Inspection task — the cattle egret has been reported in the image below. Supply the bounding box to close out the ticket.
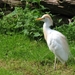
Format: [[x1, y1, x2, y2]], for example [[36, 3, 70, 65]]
[[36, 14, 71, 69]]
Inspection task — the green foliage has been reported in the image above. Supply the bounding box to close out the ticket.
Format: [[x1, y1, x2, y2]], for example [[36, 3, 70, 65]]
[[0, 8, 4, 17], [28, 0, 40, 3], [0, 1, 75, 41], [0, 7, 44, 39], [21, 0, 40, 3]]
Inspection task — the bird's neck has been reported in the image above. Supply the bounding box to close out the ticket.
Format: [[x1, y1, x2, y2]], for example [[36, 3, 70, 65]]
[[43, 22, 52, 30], [43, 22, 52, 40]]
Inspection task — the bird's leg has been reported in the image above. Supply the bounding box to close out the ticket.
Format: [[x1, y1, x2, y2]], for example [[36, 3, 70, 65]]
[[65, 62, 67, 66], [54, 56, 56, 70], [64, 62, 67, 68]]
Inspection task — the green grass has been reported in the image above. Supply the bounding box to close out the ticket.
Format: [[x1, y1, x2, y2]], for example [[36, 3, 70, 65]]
[[0, 68, 22, 75], [0, 34, 75, 75], [0, 34, 53, 60]]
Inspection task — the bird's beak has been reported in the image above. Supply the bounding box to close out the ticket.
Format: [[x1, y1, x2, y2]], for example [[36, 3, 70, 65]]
[[36, 18, 43, 21]]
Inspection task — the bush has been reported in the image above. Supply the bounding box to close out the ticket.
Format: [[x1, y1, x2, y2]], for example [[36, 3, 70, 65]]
[[0, 1, 75, 41], [0, 6, 44, 40]]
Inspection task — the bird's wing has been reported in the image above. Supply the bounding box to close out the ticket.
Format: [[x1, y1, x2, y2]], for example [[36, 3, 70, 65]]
[[47, 30, 70, 53], [47, 31, 71, 63], [56, 31, 71, 55]]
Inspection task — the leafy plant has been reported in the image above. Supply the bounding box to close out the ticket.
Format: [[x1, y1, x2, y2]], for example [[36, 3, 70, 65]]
[[21, 0, 40, 3], [0, 6, 44, 40], [0, 8, 4, 17], [0, 0, 75, 41]]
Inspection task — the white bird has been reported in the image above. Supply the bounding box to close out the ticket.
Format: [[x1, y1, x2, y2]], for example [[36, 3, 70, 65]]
[[36, 14, 71, 69]]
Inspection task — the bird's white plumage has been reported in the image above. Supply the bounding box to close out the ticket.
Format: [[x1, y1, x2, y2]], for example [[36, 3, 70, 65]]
[[36, 14, 71, 69], [46, 30, 70, 64]]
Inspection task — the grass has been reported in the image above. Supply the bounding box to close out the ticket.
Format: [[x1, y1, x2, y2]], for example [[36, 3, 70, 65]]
[[0, 34, 53, 60], [0, 33, 75, 75]]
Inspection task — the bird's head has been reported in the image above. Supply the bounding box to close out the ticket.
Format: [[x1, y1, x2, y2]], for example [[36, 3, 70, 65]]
[[36, 14, 53, 26]]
